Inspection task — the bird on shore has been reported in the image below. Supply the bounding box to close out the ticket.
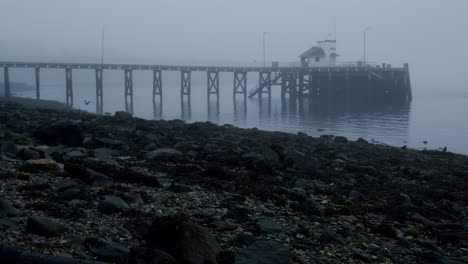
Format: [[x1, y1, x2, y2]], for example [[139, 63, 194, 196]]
[[401, 145, 407, 150], [423, 140, 428, 144], [84, 100, 91, 105], [442, 146, 447, 152]]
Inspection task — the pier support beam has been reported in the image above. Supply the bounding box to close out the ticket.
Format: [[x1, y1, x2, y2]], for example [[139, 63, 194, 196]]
[[298, 72, 312, 112], [95, 68, 103, 114], [258, 71, 271, 101], [207, 71, 219, 113], [3, 67, 10, 98], [124, 69, 133, 114], [233, 71, 247, 113], [181, 70, 191, 100], [153, 69, 162, 116], [65, 68, 73, 107], [35, 67, 40, 100], [404, 63, 413, 102]]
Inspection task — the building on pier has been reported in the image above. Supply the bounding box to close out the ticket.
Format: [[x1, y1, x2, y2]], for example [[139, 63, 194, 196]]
[[300, 40, 339, 67]]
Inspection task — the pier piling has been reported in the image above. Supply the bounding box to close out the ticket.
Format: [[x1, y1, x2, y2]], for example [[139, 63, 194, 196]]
[[35, 67, 40, 100], [65, 68, 73, 107], [124, 69, 133, 114], [95, 68, 103, 114]]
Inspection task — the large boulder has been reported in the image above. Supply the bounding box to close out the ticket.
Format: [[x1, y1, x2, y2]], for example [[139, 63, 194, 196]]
[[145, 214, 221, 264], [34, 120, 83, 147], [26, 215, 67, 237]]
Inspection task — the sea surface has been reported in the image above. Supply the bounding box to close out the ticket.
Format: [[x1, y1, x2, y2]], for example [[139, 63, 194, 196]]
[[6, 69, 468, 155]]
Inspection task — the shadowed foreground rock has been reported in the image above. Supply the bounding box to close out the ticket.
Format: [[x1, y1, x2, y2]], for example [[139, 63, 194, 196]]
[[145, 215, 221, 264]]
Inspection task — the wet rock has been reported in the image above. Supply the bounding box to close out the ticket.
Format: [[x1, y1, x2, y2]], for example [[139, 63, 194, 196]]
[[20, 158, 59, 172], [255, 218, 284, 234], [34, 120, 83, 146], [119, 192, 143, 206], [60, 187, 89, 201], [146, 214, 221, 264], [235, 240, 291, 264], [144, 148, 183, 161], [334, 136, 349, 144], [26, 215, 67, 237], [87, 169, 113, 187], [124, 166, 162, 187], [63, 149, 87, 161], [0, 198, 21, 217], [0, 141, 17, 158], [98, 195, 130, 213], [18, 148, 41, 160], [84, 236, 129, 259], [114, 111, 133, 121], [320, 228, 347, 245], [68, 199, 87, 208], [169, 183, 193, 193]]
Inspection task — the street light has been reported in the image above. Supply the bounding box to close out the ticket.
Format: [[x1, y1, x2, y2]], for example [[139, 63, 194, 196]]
[[101, 26, 105, 65], [363, 27, 371, 66], [262, 32, 266, 67]]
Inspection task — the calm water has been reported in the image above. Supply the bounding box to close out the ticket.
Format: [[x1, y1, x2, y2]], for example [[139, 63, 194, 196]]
[[7, 69, 468, 155]]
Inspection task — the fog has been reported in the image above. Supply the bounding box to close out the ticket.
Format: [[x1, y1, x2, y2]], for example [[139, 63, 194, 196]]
[[1, 0, 467, 92]]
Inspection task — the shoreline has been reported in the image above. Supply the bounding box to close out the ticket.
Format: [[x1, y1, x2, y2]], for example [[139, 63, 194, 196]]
[[0, 97, 466, 263]]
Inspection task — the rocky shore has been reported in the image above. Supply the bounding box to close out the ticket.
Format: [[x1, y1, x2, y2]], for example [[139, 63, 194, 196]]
[[0, 97, 466, 264]]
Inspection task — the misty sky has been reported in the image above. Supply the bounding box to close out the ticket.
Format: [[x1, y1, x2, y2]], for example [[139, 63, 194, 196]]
[[1, 0, 467, 90]]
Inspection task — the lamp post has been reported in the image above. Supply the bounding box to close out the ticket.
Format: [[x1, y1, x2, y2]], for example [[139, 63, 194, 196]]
[[262, 32, 267, 67], [101, 26, 105, 65], [363, 27, 371, 66]]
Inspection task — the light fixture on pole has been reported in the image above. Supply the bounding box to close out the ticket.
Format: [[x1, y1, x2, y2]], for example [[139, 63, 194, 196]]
[[262, 32, 268, 67], [101, 26, 105, 65], [363, 26, 371, 66]]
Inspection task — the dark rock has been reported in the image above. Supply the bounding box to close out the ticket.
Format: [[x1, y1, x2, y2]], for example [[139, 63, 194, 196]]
[[255, 218, 284, 234], [0, 141, 17, 158], [169, 183, 193, 193], [87, 169, 113, 187], [0, 198, 21, 217], [334, 136, 349, 144], [60, 187, 89, 201], [320, 228, 347, 245], [18, 148, 41, 160], [34, 120, 83, 147], [124, 166, 162, 187], [20, 159, 59, 172], [98, 195, 129, 213], [145, 214, 221, 264], [114, 111, 133, 121], [68, 199, 87, 208], [119, 192, 143, 206], [235, 240, 291, 264], [84, 236, 129, 259], [145, 148, 183, 161], [26, 215, 67, 237]]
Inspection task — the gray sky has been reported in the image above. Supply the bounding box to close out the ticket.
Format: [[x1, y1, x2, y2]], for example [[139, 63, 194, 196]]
[[1, 0, 467, 90]]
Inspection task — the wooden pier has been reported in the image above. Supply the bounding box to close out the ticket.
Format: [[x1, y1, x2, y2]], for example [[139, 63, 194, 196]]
[[0, 61, 412, 115]]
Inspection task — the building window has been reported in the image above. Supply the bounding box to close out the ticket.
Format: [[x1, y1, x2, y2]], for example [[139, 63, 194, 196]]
[[315, 57, 320, 62]]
